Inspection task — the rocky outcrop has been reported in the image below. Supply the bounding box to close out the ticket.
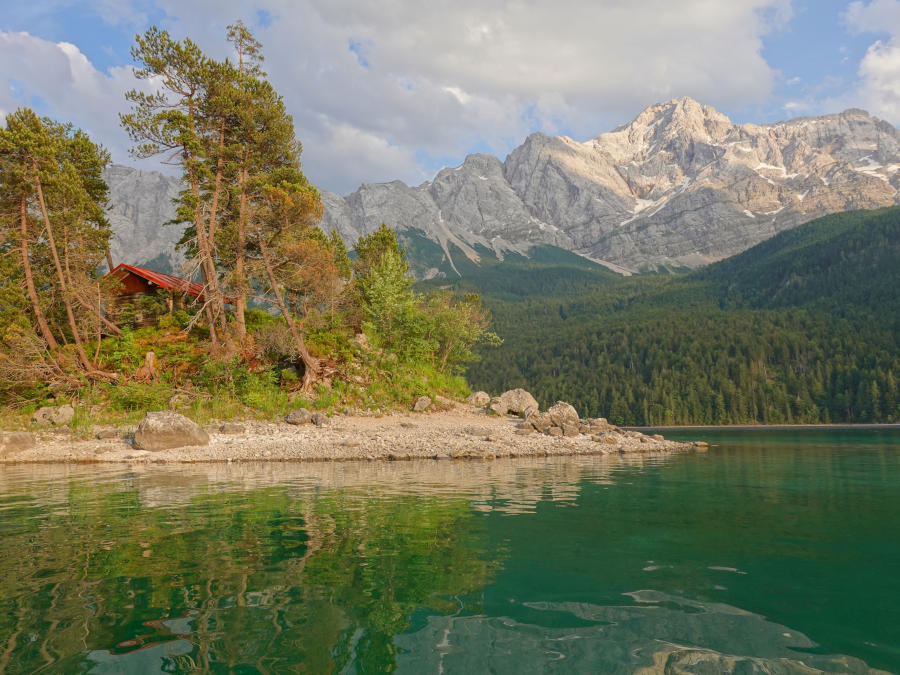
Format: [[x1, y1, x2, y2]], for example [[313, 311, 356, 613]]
[[319, 99, 900, 272], [133, 411, 210, 451], [103, 165, 184, 272]]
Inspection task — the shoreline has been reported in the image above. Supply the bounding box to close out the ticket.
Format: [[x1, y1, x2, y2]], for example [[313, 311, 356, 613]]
[[1, 405, 701, 464], [627, 423, 900, 431]]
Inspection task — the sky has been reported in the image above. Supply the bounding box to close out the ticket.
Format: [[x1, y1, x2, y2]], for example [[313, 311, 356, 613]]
[[2, 0, 900, 194]]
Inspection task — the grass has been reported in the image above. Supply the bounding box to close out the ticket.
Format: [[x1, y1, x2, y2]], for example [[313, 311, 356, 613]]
[[1, 320, 475, 433]]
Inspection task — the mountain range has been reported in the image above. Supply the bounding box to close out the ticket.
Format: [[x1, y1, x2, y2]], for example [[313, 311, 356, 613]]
[[103, 97, 900, 275]]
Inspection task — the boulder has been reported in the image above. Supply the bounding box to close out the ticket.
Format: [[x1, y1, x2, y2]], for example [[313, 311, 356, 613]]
[[545, 426, 563, 437], [413, 396, 432, 412], [465, 391, 491, 406], [0, 431, 35, 457], [434, 395, 454, 408], [95, 430, 120, 440], [219, 423, 246, 434], [133, 411, 209, 451], [514, 428, 534, 436], [311, 412, 329, 426], [561, 423, 581, 437], [499, 388, 539, 417], [32, 404, 75, 426], [526, 411, 553, 432], [487, 397, 508, 416], [548, 401, 579, 427], [285, 408, 312, 425]]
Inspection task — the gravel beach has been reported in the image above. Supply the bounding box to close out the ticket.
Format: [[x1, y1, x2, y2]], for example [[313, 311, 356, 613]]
[[0, 404, 703, 464]]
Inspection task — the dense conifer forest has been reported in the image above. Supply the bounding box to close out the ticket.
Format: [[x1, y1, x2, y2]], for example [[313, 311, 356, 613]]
[[449, 208, 900, 425]]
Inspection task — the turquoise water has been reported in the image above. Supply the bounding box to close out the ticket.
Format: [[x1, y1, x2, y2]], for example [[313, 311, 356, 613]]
[[0, 428, 898, 673]]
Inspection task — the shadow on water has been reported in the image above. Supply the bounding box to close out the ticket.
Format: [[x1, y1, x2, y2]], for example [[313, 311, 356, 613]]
[[0, 431, 898, 673]]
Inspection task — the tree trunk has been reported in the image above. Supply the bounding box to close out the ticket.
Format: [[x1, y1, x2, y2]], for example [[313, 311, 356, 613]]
[[31, 162, 94, 371], [188, 166, 221, 348], [105, 247, 114, 272], [62, 222, 121, 336], [202, 121, 234, 352], [258, 233, 319, 389], [234, 161, 249, 338], [18, 194, 59, 350]]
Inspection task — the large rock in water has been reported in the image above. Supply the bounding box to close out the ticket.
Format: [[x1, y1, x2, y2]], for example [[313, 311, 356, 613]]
[[133, 411, 209, 451], [499, 389, 539, 416], [0, 432, 35, 457], [548, 401, 579, 427]]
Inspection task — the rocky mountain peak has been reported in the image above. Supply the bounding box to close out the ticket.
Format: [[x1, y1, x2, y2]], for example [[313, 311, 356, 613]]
[[104, 99, 900, 277]]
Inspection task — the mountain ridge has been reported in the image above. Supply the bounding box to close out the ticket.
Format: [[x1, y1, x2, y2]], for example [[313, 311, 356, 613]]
[[103, 97, 900, 275]]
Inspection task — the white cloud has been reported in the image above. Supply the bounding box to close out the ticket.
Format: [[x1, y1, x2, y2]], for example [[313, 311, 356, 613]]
[[4, 0, 793, 193], [0, 30, 155, 168], [844, 0, 900, 123]]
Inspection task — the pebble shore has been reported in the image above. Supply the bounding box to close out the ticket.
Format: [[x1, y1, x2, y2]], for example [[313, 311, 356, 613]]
[[0, 404, 705, 464]]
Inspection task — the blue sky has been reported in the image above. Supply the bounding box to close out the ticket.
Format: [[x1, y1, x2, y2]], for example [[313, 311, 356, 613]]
[[3, 0, 900, 193]]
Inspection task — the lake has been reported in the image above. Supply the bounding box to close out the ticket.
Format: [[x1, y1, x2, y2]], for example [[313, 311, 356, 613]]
[[1, 428, 898, 673]]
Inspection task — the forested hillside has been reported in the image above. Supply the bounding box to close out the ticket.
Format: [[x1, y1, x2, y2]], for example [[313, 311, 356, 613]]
[[454, 208, 900, 425]]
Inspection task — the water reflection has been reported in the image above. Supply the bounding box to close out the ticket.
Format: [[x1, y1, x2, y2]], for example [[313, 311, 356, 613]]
[[0, 456, 666, 673], [0, 445, 896, 673]]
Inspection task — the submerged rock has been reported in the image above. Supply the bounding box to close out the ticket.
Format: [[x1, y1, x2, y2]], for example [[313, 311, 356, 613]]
[[133, 411, 209, 451]]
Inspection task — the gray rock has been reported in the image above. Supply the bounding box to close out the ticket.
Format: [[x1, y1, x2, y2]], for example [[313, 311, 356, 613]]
[[465, 391, 491, 406], [32, 404, 75, 426], [413, 396, 432, 412], [0, 431, 35, 457], [652, 434, 665, 441], [487, 397, 508, 416], [561, 423, 581, 437], [133, 411, 209, 451], [499, 388, 539, 416], [525, 411, 553, 432], [219, 423, 245, 434], [95, 430, 120, 440], [311, 412, 328, 426], [434, 395, 454, 407], [514, 428, 534, 436], [285, 408, 312, 425], [545, 427, 563, 437], [548, 401, 579, 427], [317, 99, 900, 276]]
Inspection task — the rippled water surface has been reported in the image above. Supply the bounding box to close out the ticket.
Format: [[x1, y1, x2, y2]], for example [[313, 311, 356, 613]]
[[1, 428, 898, 673]]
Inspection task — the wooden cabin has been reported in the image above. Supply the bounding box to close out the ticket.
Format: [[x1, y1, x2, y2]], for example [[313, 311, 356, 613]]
[[104, 263, 230, 326]]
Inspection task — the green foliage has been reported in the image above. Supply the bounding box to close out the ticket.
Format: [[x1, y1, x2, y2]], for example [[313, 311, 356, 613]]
[[467, 208, 900, 424]]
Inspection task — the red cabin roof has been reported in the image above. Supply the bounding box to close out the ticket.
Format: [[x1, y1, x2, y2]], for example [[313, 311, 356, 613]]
[[105, 263, 233, 304]]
